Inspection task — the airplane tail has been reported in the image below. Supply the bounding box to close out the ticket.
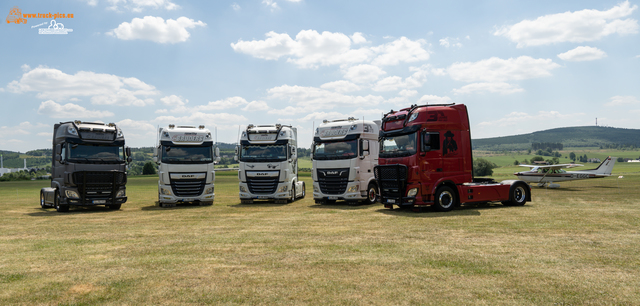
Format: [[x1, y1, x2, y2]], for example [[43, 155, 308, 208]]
[[593, 156, 616, 175]]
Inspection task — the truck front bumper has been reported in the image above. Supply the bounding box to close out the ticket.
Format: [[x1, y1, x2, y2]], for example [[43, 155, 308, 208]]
[[239, 181, 291, 200], [312, 181, 365, 201], [158, 184, 215, 204]]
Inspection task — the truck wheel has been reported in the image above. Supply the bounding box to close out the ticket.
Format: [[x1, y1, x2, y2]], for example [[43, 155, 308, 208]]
[[366, 183, 378, 204], [54, 191, 69, 212], [434, 186, 456, 212], [300, 182, 306, 199], [289, 183, 296, 203], [40, 191, 49, 209], [107, 204, 122, 210], [506, 183, 528, 206]]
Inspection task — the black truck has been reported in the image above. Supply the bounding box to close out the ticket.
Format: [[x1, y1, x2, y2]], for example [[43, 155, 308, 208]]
[[40, 121, 131, 212]]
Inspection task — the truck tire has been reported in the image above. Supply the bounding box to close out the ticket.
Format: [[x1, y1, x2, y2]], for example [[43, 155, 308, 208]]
[[54, 191, 69, 212], [366, 183, 378, 205], [433, 186, 456, 212], [40, 191, 49, 209], [300, 182, 306, 199], [289, 182, 296, 203], [107, 204, 122, 210], [505, 183, 528, 206]]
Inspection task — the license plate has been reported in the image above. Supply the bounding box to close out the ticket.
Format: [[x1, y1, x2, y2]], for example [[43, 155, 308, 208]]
[[328, 196, 338, 200], [258, 196, 269, 199], [93, 200, 106, 204], [387, 199, 396, 204]]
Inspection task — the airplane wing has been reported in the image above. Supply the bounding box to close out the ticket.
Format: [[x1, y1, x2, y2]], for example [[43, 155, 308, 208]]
[[518, 163, 584, 170]]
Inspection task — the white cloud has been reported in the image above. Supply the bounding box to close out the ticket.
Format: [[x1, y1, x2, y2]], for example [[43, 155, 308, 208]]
[[6, 66, 158, 106], [194, 96, 249, 111], [108, 16, 206, 44], [160, 95, 187, 106], [494, 1, 639, 47], [242, 100, 270, 112], [453, 82, 524, 95], [416, 95, 452, 104], [447, 56, 561, 83], [343, 64, 386, 84], [399, 89, 418, 97], [478, 110, 585, 127], [232, 3, 241, 11], [371, 37, 429, 66], [266, 85, 384, 113], [604, 95, 640, 106], [439, 37, 462, 48], [155, 112, 248, 127], [231, 31, 429, 69], [116, 118, 157, 144], [37, 100, 114, 118], [107, 0, 179, 12], [557, 46, 607, 61], [320, 80, 361, 93], [262, 0, 279, 11]]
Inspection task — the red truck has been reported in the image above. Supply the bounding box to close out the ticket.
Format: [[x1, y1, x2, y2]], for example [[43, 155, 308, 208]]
[[374, 103, 531, 211]]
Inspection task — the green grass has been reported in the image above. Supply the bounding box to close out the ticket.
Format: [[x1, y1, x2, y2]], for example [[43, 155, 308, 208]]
[[1, 170, 640, 304]]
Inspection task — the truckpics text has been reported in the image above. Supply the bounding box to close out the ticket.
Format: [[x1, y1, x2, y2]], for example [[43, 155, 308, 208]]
[[374, 104, 531, 211], [312, 118, 380, 205], [154, 125, 220, 207], [236, 124, 305, 204], [40, 121, 131, 212]]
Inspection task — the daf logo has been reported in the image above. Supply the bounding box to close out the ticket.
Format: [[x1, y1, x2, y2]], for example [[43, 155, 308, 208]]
[[182, 175, 195, 178], [256, 172, 270, 176], [327, 171, 339, 175]]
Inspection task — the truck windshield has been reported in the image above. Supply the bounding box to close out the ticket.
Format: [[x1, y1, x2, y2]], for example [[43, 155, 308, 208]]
[[67, 144, 124, 163], [380, 132, 417, 158], [161, 145, 213, 164], [240, 144, 287, 162], [313, 139, 357, 160]]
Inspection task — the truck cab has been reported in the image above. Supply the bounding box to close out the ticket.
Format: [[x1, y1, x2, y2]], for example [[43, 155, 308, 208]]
[[375, 104, 531, 211], [154, 125, 220, 207], [236, 124, 305, 204], [40, 121, 131, 212], [311, 118, 380, 204]]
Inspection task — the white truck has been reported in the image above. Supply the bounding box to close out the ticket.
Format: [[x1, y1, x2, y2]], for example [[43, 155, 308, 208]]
[[312, 118, 380, 205], [154, 125, 220, 207], [236, 124, 305, 204]]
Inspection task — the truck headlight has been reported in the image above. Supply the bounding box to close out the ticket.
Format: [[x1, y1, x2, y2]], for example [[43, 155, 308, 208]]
[[240, 186, 247, 193], [407, 188, 418, 197], [65, 190, 79, 199], [278, 185, 288, 193], [347, 185, 359, 193], [313, 185, 319, 192], [160, 188, 171, 195], [205, 187, 214, 194], [116, 190, 126, 198]]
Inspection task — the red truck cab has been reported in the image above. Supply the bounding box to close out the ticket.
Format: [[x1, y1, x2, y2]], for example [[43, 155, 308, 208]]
[[374, 103, 531, 211]]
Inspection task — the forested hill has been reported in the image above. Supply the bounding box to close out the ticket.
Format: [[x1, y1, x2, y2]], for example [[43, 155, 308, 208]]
[[472, 126, 640, 151]]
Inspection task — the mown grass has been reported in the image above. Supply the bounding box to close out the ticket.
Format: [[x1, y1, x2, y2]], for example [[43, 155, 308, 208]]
[[1, 169, 639, 305]]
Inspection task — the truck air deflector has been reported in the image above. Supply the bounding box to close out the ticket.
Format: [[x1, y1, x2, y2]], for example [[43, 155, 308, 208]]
[[379, 125, 421, 138]]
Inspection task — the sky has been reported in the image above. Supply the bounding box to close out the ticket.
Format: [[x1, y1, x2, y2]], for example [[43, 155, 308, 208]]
[[1, 0, 639, 152]]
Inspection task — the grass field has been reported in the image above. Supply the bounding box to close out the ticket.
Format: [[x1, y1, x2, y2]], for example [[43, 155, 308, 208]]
[[1, 167, 640, 305]]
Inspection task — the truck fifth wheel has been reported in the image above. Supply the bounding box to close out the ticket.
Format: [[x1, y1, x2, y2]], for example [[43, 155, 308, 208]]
[[374, 104, 531, 211], [236, 124, 305, 204], [312, 117, 380, 205], [40, 121, 131, 212]]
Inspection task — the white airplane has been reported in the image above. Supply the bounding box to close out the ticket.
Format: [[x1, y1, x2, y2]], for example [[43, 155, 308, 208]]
[[514, 156, 616, 188]]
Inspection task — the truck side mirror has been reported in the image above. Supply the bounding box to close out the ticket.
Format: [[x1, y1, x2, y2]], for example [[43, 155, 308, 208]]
[[55, 144, 62, 155], [153, 156, 158, 163], [125, 146, 131, 157], [55, 144, 62, 163], [55, 154, 62, 162], [215, 147, 220, 157], [234, 145, 239, 161]]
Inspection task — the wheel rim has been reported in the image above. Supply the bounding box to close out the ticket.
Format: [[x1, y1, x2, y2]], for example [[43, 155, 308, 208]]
[[368, 187, 376, 202], [439, 190, 453, 208], [40, 194, 45, 207], [514, 186, 526, 203]]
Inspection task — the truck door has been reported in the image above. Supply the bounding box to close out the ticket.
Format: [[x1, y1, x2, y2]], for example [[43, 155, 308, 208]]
[[420, 131, 442, 199]]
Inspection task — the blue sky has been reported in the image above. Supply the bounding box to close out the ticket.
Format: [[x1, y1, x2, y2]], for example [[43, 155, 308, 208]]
[[1, 0, 639, 152]]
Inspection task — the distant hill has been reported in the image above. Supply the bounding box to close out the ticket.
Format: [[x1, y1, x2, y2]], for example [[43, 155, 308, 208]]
[[473, 126, 640, 151]]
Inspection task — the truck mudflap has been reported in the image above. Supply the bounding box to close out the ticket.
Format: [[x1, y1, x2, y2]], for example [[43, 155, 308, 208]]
[[374, 164, 409, 207]]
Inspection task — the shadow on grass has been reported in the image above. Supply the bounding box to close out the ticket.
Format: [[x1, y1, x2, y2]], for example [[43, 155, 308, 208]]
[[309, 202, 374, 210], [140, 201, 213, 210], [375, 202, 533, 218], [26, 206, 119, 216], [229, 201, 290, 208]]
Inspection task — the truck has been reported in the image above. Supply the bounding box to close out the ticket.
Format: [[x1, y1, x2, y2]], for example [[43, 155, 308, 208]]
[[374, 104, 531, 211], [154, 125, 220, 207], [40, 121, 131, 212], [236, 124, 305, 204], [311, 117, 380, 205]]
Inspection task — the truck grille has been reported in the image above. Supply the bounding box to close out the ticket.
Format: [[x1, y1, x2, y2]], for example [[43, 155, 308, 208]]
[[247, 177, 279, 194], [374, 165, 408, 199], [170, 179, 206, 197], [73, 171, 126, 200], [317, 168, 350, 195]]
